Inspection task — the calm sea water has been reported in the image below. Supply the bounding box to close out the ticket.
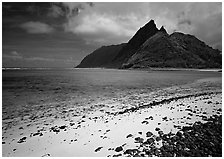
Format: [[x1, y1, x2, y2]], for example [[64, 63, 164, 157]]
[[2, 68, 221, 119]]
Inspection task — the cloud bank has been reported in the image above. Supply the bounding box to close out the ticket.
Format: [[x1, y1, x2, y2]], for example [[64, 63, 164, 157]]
[[20, 21, 54, 34]]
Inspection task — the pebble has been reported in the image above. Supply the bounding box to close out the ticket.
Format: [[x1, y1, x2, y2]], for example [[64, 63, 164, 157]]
[[142, 121, 149, 124], [146, 131, 153, 137], [17, 137, 27, 143], [95, 147, 103, 152], [59, 125, 67, 129], [126, 134, 133, 138], [115, 146, 123, 152], [134, 137, 144, 143]]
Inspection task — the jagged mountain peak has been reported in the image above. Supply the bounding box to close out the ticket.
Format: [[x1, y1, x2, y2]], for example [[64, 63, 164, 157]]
[[127, 19, 159, 49], [159, 26, 167, 34], [111, 19, 160, 63], [141, 19, 156, 29]]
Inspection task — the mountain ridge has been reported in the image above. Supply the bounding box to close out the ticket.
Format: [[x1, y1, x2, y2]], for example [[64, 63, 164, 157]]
[[76, 20, 221, 69]]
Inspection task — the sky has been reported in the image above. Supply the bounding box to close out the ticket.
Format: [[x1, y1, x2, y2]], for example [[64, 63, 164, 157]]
[[2, 2, 222, 68]]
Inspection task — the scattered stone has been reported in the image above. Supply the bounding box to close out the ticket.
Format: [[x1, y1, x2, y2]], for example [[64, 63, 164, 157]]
[[155, 127, 160, 131], [207, 101, 212, 104], [146, 131, 153, 137], [182, 126, 193, 131], [70, 123, 75, 126], [17, 137, 27, 143], [155, 136, 161, 141], [50, 126, 60, 133], [95, 146, 103, 152], [42, 153, 50, 157], [185, 109, 192, 112], [123, 115, 222, 157], [121, 143, 127, 147], [32, 132, 43, 137], [217, 108, 222, 112], [126, 134, 133, 138], [124, 149, 140, 155], [113, 154, 122, 157], [174, 125, 181, 129], [142, 120, 149, 124], [144, 138, 155, 145], [59, 125, 67, 129], [115, 146, 123, 152], [145, 116, 153, 120], [134, 137, 144, 143], [158, 130, 164, 136]]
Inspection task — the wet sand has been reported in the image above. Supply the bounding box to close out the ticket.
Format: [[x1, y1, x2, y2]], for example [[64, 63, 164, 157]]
[[2, 74, 222, 157]]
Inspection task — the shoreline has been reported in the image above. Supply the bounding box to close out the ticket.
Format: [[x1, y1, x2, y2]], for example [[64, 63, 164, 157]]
[[2, 67, 222, 72], [127, 67, 222, 72], [2, 76, 222, 157]]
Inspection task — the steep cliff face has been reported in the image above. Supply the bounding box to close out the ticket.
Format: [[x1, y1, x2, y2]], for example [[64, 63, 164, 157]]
[[112, 20, 159, 64], [76, 20, 221, 69], [76, 43, 126, 68]]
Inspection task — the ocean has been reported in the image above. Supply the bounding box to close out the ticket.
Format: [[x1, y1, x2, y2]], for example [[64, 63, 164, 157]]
[[2, 68, 221, 120]]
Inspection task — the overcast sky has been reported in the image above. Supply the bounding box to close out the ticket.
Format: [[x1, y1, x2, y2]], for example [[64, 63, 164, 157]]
[[2, 2, 222, 68]]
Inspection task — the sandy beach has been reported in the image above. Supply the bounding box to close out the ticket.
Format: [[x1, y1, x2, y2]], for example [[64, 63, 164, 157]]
[[2, 70, 222, 157]]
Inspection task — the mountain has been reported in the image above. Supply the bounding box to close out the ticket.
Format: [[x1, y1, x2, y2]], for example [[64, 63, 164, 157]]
[[77, 43, 126, 68], [76, 20, 221, 69], [123, 31, 221, 69]]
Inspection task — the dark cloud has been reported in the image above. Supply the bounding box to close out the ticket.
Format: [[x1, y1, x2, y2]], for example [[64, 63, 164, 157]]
[[2, 2, 97, 68], [3, 2, 51, 17], [47, 4, 65, 18]]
